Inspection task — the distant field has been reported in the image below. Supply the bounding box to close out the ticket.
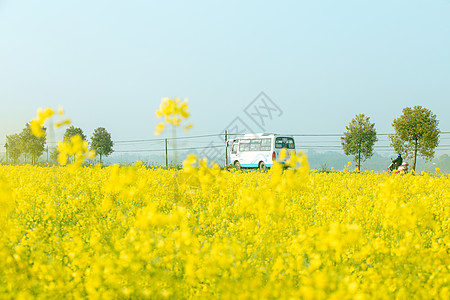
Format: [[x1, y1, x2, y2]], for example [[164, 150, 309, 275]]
[[0, 162, 448, 299]]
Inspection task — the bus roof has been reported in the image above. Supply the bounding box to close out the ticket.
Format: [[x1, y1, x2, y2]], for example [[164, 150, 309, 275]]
[[234, 133, 292, 139]]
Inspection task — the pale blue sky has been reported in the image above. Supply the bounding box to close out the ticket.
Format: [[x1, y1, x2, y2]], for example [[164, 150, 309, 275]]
[[1, 0, 449, 156]]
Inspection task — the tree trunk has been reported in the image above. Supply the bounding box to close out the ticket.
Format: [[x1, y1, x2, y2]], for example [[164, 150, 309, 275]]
[[413, 138, 418, 171], [357, 151, 361, 171]]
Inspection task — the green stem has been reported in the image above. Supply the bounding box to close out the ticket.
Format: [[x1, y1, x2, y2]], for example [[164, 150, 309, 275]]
[[172, 124, 178, 203], [172, 124, 177, 166]]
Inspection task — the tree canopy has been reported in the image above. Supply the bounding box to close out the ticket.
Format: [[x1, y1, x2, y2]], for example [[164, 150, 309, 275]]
[[390, 106, 439, 171], [20, 124, 47, 164], [90, 127, 113, 163], [6, 134, 22, 164], [5, 124, 46, 165], [63, 126, 87, 164], [341, 114, 378, 171], [64, 125, 87, 142]]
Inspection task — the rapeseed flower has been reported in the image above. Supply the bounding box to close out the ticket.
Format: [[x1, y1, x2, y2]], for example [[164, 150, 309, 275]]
[[57, 135, 95, 167], [155, 97, 192, 135], [30, 107, 54, 137]]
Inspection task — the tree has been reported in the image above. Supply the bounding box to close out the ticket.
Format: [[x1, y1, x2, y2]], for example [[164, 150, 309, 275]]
[[64, 125, 87, 141], [91, 127, 113, 163], [341, 114, 378, 171], [64, 126, 87, 163], [390, 106, 439, 171], [6, 134, 22, 164], [49, 148, 59, 166], [19, 124, 46, 165]]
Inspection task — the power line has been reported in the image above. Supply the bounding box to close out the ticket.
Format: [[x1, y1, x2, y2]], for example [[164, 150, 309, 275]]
[[114, 133, 220, 144], [114, 144, 223, 153], [112, 143, 450, 153], [2, 131, 450, 146], [3, 132, 450, 155]]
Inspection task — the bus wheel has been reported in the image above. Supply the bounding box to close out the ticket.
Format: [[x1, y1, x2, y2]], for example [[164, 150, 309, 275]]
[[234, 161, 241, 170], [259, 161, 267, 171]]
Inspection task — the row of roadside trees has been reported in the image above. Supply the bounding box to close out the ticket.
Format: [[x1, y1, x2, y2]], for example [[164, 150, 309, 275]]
[[3, 105, 441, 170], [4, 125, 114, 165], [341, 105, 440, 172]]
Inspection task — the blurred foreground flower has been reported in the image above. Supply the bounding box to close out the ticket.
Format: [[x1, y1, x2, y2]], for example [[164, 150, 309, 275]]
[[155, 123, 165, 136], [30, 107, 93, 168], [30, 107, 71, 137], [30, 108, 55, 137], [155, 98, 192, 135], [57, 135, 95, 167]]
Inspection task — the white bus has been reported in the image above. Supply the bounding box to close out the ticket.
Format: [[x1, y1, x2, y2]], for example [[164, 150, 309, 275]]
[[229, 133, 295, 170]]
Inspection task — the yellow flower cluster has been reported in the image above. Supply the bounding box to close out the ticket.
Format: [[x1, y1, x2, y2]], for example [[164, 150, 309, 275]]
[[28, 107, 94, 167], [0, 159, 448, 299], [30, 108, 54, 137], [57, 135, 96, 167], [30, 107, 70, 137], [155, 98, 192, 135]]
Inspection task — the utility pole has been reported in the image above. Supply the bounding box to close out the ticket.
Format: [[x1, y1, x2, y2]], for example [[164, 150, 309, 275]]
[[165, 138, 168, 168], [4, 141, 8, 164], [225, 130, 228, 169]]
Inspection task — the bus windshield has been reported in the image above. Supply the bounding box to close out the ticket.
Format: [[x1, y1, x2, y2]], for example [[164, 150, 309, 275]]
[[275, 137, 295, 149]]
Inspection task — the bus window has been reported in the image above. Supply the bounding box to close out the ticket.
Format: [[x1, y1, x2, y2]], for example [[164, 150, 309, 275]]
[[250, 139, 261, 151], [275, 137, 295, 149], [239, 139, 250, 152], [261, 138, 271, 151], [231, 143, 238, 154]]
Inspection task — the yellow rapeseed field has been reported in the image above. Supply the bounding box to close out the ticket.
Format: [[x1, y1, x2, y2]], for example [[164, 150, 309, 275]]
[[1, 105, 449, 299], [0, 156, 449, 299]]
